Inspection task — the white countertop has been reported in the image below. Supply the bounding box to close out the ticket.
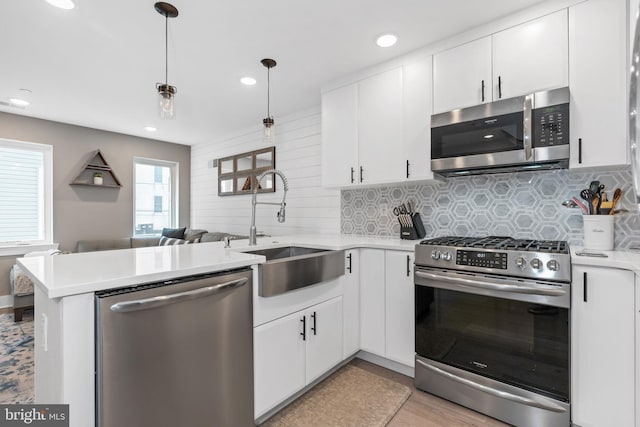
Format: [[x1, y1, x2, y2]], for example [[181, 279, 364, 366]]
[[17, 242, 265, 298], [17, 234, 419, 299], [571, 246, 640, 274]]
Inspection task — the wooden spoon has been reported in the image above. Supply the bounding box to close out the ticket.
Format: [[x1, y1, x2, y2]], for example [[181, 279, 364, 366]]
[[609, 188, 623, 215]]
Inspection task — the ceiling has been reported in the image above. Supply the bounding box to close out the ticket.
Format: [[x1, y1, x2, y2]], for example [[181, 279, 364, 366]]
[[2, 0, 550, 146]]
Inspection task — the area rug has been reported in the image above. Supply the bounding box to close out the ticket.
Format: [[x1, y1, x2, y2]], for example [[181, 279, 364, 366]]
[[262, 364, 411, 427], [0, 312, 34, 403]]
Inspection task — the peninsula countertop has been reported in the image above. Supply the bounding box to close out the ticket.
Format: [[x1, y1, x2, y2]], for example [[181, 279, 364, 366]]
[[16, 234, 420, 299]]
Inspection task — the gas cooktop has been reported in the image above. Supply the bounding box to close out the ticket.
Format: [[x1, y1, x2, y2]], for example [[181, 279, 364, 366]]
[[415, 236, 571, 282], [420, 236, 569, 254]]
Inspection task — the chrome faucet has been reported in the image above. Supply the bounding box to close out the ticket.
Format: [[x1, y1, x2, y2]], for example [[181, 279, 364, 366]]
[[249, 169, 289, 246]]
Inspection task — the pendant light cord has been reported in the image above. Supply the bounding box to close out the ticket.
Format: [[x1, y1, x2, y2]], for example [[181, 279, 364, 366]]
[[267, 66, 271, 118], [165, 14, 169, 85]]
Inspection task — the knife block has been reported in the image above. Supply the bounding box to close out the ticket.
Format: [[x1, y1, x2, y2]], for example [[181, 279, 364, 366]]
[[400, 213, 426, 240]]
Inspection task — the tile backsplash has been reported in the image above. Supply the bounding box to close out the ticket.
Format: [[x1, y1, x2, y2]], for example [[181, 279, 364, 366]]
[[341, 168, 640, 249]]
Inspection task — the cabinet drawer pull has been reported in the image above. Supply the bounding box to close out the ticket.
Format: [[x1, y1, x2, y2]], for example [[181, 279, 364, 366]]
[[583, 272, 587, 302], [350, 167, 355, 184], [360, 166, 364, 183], [406, 160, 410, 179], [498, 76, 502, 99], [347, 253, 353, 273], [481, 79, 485, 102], [578, 138, 583, 164], [311, 311, 317, 335], [406, 255, 411, 277], [300, 316, 306, 341]]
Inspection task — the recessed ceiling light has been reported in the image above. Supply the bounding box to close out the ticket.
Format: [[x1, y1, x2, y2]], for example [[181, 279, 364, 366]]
[[9, 89, 32, 108], [240, 77, 257, 86], [44, 0, 75, 9], [376, 34, 397, 48], [144, 126, 157, 132]]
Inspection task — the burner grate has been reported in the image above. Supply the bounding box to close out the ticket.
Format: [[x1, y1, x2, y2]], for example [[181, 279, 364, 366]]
[[420, 236, 569, 254]]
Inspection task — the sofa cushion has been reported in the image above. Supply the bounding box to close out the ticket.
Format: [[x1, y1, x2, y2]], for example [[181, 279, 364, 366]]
[[184, 228, 208, 241], [130, 236, 161, 248], [159, 236, 201, 246], [76, 238, 132, 253], [200, 232, 247, 242], [161, 227, 186, 239]]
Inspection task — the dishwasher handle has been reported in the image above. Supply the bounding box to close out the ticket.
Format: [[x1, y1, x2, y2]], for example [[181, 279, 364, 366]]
[[110, 277, 249, 313]]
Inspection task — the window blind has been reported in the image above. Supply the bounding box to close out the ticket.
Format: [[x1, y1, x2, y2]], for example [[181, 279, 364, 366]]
[[0, 146, 45, 242]]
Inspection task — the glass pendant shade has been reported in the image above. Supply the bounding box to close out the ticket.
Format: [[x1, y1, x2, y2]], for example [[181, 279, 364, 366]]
[[157, 84, 176, 119], [263, 117, 275, 143]]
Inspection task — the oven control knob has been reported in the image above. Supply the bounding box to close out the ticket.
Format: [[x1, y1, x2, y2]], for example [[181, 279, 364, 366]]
[[547, 260, 559, 271], [515, 257, 527, 269], [530, 258, 542, 270], [442, 251, 452, 261], [431, 250, 441, 260]]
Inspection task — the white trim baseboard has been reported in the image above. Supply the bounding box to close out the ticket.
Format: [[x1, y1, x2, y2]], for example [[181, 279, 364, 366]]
[[0, 294, 14, 309]]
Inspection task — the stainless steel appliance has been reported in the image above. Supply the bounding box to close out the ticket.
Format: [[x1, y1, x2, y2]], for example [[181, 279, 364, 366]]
[[414, 236, 571, 427], [95, 268, 254, 427], [630, 3, 640, 207], [431, 87, 570, 177]]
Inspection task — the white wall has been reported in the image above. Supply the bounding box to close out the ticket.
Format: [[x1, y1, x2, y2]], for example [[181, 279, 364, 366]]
[[190, 107, 340, 236]]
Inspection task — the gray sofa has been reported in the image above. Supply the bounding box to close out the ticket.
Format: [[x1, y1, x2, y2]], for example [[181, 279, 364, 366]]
[[9, 229, 244, 322], [75, 229, 245, 252]]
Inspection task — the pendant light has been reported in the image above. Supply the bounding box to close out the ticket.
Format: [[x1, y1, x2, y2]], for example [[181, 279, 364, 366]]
[[154, 2, 179, 119], [261, 58, 277, 143]]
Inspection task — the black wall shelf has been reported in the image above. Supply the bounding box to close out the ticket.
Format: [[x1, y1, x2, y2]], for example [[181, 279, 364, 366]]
[[71, 150, 122, 188]]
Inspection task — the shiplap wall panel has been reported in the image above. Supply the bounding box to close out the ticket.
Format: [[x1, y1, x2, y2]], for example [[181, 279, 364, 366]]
[[190, 108, 340, 236]]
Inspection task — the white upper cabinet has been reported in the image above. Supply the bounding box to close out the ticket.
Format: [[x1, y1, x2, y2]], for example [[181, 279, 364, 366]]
[[492, 10, 569, 100], [321, 84, 359, 187], [568, 0, 628, 169], [322, 58, 434, 188], [433, 10, 568, 114], [403, 56, 434, 181], [358, 67, 405, 185], [433, 37, 492, 113]]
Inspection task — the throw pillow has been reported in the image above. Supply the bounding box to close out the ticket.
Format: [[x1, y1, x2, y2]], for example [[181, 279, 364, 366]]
[[161, 227, 186, 239], [158, 236, 201, 246]]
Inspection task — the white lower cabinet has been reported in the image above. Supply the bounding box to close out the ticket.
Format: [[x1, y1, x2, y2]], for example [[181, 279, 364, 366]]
[[360, 249, 415, 367], [571, 266, 634, 427], [385, 251, 415, 367], [342, 250, 360, 358], [359, 249, 386, 356], [254, 296, 343, 418]]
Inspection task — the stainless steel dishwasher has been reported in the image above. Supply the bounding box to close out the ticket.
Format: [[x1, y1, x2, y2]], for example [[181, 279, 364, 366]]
[[95, 268, 254, 427]]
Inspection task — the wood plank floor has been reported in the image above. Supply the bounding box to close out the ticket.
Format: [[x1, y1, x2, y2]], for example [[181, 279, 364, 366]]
[[350, 359, 510, 427]]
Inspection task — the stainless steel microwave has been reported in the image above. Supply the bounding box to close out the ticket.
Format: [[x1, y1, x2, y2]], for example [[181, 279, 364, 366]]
[[430, 87, 570, 177]]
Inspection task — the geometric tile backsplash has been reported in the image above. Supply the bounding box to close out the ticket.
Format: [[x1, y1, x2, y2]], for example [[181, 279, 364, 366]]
[[341, 167, 640, 249]]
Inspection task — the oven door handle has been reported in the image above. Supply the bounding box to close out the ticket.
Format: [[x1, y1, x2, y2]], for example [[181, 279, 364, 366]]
[[416, 359, 567, 413], [414, 270, 566, 296]]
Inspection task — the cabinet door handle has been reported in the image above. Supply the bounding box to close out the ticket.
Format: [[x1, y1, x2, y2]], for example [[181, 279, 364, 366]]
[[300, 316, 306, 341], [481, 79, 485, 102], [346, 253, 352, 273], [498, 76, 502, 99], [360, 166, 364, 183], [406, 160, 410, 179], [350, 167, 355, 184], [583, 272, 587, 302], [406, 255, 411, 277], [578, 138, 583, 164], [311, 311, 317, 335]]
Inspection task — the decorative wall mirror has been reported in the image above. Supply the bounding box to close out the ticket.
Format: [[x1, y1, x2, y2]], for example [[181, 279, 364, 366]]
[[217, 146, 275, 196]]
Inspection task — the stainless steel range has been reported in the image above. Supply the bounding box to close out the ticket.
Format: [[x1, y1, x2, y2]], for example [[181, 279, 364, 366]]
[[414, 236, 570, 427]]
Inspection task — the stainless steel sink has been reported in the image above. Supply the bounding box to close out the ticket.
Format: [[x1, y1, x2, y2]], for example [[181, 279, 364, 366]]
[[244, 246, 345, 297]]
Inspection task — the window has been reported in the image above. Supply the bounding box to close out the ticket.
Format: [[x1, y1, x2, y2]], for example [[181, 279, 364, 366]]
[[0, 138, 53, 245], [153, 196, 163, 213], [134, 158, 178, 235]]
